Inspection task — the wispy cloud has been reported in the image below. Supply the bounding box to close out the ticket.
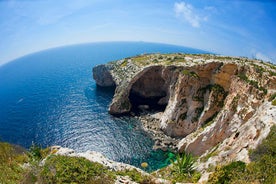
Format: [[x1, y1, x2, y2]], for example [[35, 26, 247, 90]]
[[7, 0, 94, 26], [254, 52, 272, 62], [174, 2, 202, 28]]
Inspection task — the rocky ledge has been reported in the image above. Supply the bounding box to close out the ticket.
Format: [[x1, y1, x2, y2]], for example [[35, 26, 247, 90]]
[[93, 53, 276, 172], [48, 146, 170, 184]]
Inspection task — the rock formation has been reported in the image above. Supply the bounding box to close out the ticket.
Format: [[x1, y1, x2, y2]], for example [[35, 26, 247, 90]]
[[93, 53, 276, 171]]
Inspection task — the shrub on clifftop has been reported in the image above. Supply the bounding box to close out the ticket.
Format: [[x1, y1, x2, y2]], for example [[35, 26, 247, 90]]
[[39, 155, 115, 184], [0, 142, 28, 183]]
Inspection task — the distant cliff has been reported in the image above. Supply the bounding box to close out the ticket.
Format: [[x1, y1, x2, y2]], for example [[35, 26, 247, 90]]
[[93, 53, 276, 173]]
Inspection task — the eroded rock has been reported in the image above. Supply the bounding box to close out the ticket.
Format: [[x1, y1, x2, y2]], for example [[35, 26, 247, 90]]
[[93, 65, 115, 87], [93, 53, 276, 169]]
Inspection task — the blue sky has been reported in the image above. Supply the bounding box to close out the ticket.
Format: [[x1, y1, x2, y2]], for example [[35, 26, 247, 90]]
[[0, 0, 276, 65]]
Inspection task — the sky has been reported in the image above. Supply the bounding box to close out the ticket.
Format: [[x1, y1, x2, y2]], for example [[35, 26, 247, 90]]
[[0, 0, 276, 65]]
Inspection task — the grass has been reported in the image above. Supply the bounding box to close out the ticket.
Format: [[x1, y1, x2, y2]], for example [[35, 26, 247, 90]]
[[40, 155, 115, 184], [0, 142, 156, 184], [120, 59, 128, 67], [0, 142, 28, 183]]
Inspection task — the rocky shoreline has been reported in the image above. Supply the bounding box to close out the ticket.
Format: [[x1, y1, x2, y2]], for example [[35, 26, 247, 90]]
[[136, 112, 180, 152], [93, 53, 276, 169]]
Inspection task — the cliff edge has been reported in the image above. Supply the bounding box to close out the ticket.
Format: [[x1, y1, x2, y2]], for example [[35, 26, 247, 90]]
[[93, 53, 276, 171]]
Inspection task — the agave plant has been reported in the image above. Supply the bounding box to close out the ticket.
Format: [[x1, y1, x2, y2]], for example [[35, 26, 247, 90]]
[[171, 153, 195, 175]]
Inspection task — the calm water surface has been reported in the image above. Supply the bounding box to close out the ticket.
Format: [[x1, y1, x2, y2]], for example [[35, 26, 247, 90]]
[[0, 42, 207, 170]]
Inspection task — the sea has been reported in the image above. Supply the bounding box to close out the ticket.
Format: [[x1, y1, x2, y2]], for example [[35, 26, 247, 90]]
[[0, 42, 208, 170]]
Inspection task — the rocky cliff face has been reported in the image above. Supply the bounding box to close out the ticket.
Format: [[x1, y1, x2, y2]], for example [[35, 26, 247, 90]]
[[93, 53, 276, 169]]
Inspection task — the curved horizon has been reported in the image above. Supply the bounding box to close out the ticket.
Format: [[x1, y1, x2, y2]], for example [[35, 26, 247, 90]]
[[1, 1, 275, 66], [0, 41, 213, 67]]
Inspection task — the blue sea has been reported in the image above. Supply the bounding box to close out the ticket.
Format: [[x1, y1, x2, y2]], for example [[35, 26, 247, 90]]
[[0, 42, 207, 170]]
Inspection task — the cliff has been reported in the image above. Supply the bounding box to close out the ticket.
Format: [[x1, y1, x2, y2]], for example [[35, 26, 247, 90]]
[[93, 53, 276, 171]]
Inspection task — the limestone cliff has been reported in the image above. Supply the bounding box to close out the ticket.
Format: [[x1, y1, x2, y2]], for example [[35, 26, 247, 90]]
[[93, 53, 276, 170]]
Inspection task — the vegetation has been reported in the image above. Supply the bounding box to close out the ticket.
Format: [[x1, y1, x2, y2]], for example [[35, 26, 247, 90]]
[[269, 92, 276, 106], [268, 92, 276, 101], [230, 95, 240, 112], [272, 99, 276, 106], [237, 73, 268, 95], [0, 142, 160, 184], [208, 161, 246, 184], [153, 152, 201, 183], [251, 62, 276, 76], [211, 84, 228, 107], [0, 142, 28, 183], [116, 169, 153, 184], [195, 84, 227, 107], [120, 59, 128, 67], [208, 125, 276, 184], [40, 155, 115, 184], [249, 125, 276, 161], [182, 69, 199, 79], [171, 153, 195, 175]]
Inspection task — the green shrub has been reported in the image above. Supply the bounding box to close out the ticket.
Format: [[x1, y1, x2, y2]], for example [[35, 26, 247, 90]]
[[272, 99, 276, 106], [208, 161, 246, 184], [27, 143, 51, 162], [171, 153, 195, 175], [0, 142, 28, 183], [247, 154, 276, 184], [182, 70, 199, 79], [39, 155, 115, 184], [269, 93, 276, 101], [28, 143, 43, 161]]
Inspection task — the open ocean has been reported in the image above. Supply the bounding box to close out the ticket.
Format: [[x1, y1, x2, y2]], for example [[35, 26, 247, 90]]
[[0, 42, 207, 170]]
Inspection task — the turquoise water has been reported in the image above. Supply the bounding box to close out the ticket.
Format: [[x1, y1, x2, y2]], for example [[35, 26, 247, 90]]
[[0, 42, 207, 170]]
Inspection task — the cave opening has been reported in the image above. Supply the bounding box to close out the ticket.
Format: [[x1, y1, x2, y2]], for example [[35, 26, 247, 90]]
[[129, 90, 167, 113], [128, 67, 169, 113]]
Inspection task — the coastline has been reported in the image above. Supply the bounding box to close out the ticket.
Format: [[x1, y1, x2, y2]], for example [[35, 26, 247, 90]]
[[136, 112, 180, 152]]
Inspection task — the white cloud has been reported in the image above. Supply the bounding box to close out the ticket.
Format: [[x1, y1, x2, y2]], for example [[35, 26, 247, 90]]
[[250, 49, 272, 62], [204, 6, 216, 12], [254, 52, 271, 62], [174, 2, 201, 28]]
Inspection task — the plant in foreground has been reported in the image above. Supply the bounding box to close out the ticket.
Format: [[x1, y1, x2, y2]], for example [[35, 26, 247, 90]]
[[171, 153, 195, 175]]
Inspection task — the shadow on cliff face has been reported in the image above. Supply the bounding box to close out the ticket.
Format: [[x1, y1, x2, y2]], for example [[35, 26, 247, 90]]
[[85, 85, 116, 105], [129, 91, 167, 113], [128, 66, 169, 113]]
